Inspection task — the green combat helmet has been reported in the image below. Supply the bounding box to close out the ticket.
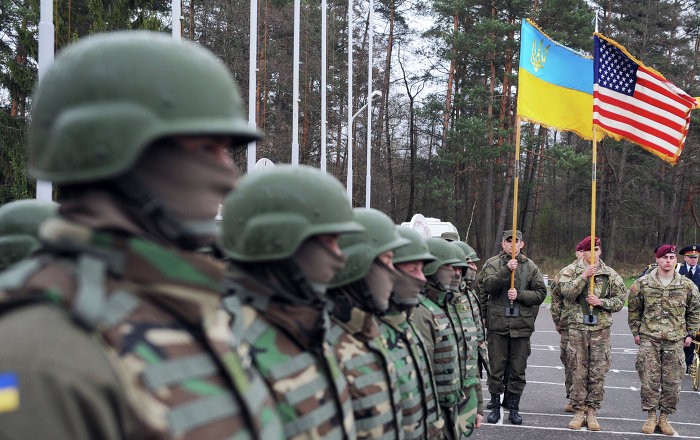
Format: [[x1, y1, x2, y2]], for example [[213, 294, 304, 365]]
[[454, 241, 480, 263], [393, 227, 435, 265], [0, 199, 58, 270], [450, 243, 469, 269], [423, 238, 462, 276], [329, 208, 410, 288], [28, 31, 260, 184], [220, 165, 363, 262]]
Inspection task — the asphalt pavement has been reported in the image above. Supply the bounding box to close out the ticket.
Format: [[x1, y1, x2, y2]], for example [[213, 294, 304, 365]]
[[468, 306, 700, 439]]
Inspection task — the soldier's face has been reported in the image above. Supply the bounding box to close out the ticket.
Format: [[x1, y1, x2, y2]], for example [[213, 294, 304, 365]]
[[395, 261, 426, 283], [582, 246, 601, 265], [317, 234, 342, 257], [501, 238, 524, 256], [377, 250, 395, 270], [684, 255, 698, 266], [173, 135, 235, 167], [656, 253, 677, 272]]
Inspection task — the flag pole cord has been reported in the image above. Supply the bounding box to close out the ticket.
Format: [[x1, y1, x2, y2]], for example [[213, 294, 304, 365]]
[[511, 117, 522, 295]]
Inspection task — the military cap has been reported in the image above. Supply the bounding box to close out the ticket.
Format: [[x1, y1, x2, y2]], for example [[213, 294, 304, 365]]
[[441, 231, 460, 242], [655, 244, 676, 258], [502, 229, 523, 241], [679, 244, 700, 256], [576, 236, 601, 252]]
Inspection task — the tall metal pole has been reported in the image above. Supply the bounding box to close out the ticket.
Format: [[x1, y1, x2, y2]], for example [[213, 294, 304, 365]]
[[346, 0, 353, 202], [171, 0, 181, 39], [320, 0, 327, 172], [292, 0, 300, 165], [247, 0, 258, 172], [365, 0, 373, 208], [36, 0, 54, 201]]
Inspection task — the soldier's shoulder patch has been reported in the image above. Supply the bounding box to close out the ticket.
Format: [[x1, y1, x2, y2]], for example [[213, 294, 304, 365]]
[[0, 371, 20, 413]]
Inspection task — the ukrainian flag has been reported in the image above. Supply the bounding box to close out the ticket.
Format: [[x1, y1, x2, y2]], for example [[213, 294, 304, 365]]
[[0, 372, 19, 413], [517, 19, 598, 140]]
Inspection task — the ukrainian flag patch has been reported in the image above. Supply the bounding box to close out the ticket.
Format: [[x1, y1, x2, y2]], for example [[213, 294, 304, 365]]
[[0, 372, 20, 413]]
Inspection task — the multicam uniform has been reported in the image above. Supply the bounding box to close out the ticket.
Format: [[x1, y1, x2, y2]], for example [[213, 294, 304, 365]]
[[328, 296, 403, 440], [0, 220, 283, 440], [223, 265, 356, 440], [462, 285, 489, 380], [558, 259, 627, 411], [380, 310, 444, 439], [628, 269, 700, 414], [550, 266, 577, 401]]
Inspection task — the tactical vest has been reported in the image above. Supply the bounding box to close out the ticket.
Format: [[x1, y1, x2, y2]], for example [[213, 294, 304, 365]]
[[414, 295, 461, 408], [0, 236, 282, 440], [328, 316, 403, 440], [221, 295, 356, 440], [379, 313, 429, 439]]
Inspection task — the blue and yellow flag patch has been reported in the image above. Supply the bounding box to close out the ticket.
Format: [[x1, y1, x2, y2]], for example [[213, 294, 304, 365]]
[[0, 372, 20, 413]]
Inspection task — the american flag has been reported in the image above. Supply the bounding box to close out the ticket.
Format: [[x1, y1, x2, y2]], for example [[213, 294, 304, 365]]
[[593, 34, 698, 164]]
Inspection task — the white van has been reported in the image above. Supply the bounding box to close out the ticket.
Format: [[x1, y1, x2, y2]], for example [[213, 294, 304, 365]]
[[400, 214, 459, 239]]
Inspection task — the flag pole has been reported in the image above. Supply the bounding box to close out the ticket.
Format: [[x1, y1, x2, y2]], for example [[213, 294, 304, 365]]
[[587, 128, 597, 322], [507, 116, 522, 317]]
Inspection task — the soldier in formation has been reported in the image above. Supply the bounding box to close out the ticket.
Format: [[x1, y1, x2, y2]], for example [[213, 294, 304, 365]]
[[629, 244, 700, 436], [478, 229, 547, 425], [556, 236, 627, 431]]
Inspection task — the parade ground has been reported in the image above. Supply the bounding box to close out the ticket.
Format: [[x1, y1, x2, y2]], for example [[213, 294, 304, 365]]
[[473, 306, 700, 439]]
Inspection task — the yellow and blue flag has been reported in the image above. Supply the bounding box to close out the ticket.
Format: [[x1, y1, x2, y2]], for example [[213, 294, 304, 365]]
[[517, 19, 598, 140], [0, 372, 19, 413]]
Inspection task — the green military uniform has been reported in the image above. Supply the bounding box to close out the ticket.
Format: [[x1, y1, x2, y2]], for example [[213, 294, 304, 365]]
[[629, 269, 700, 415], [0, 199, 57, 270], [558, 259, 627, 412], [478, 246, 547, 423]]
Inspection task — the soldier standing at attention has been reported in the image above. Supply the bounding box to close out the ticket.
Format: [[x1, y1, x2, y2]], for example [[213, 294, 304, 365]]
[[219, 165, 361, 439], [382, 227, 445, 438], [414, 238, 477, 439], [557, 236, 627, 431], [0, 32, 283, 439], [629, 244, 700, 436], [327, 208, 409, 440], [550, 248, 583, 413], [478, 230, 547, 425], [677, 244, 700, 373]]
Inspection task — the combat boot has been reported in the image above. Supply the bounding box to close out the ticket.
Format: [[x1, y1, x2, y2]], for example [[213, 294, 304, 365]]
[[568, 410, 586, 430], [564, 401, 574, 413], [486, 393, 500, 410], [508, 393, 523, 425], [641, 410, 657, 434], [658, 412, 675, 436], [486, 393, 501, 423], [501, 391, 511, 409], [586, 407, 601, 431]]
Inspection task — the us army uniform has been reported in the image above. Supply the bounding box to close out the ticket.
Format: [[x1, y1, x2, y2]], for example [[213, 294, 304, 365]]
[[558, 259, 627, 413], [0, 32, 283, 440], [629, 269, 700, 415], [550, 263, 578, 408]]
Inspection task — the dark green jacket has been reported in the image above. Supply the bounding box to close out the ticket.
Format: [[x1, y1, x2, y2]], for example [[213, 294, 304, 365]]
[[477, 251, 547, 337]]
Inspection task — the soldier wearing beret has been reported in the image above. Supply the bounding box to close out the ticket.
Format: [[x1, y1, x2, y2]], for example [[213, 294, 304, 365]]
[[629, 245, 700, 435], [556, 236, 627, 431], [678, 244, 700, 373]]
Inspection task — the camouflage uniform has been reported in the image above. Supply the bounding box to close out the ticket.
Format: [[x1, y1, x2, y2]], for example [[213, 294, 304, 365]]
[[223, 265, 356, 439], [558, 259, 627, 411], [462, 286, 489, 380], [0, 220, 283, 439], [411, 294, 462, 435], [549, 270, 574, 400], [328, 300, 403, 439], [628, 269, 700, 414], [380, 311, 444, 439]]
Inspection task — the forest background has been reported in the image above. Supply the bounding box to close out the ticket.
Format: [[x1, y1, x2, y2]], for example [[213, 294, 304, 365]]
[[2, 0, 700, 276]]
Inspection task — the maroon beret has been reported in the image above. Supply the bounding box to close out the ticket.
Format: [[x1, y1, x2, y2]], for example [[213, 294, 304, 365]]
[[655, 244, 677, 258], [576, 236, 601, 252]]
